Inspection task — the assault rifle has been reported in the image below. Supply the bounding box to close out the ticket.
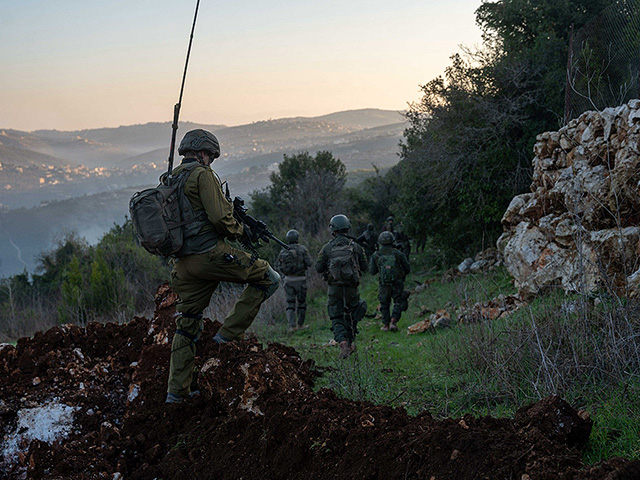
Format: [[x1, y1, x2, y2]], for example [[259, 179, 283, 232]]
[[224, 184, 290, 254]]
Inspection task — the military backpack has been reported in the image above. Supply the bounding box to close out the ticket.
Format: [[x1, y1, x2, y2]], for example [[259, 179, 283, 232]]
[[378, 253, 398, 285], [328, 240, 359, 285], [129, 163, 208, 257], [278, 246, 301, 276]]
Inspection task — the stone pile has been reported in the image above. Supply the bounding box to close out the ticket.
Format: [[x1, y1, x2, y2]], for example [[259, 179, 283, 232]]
[[457, 247, 502, 275], [499, 100, 640, 299]]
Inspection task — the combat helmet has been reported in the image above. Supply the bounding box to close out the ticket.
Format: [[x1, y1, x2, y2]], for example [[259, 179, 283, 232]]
[[178, 129, 221, 158], [285, 229, 300, 244], [378, 231, 395, 246], [329, 214, 351, 233]]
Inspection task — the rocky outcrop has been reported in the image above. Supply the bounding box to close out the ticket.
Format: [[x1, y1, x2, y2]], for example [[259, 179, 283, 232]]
[[499, 100, 640, 299]]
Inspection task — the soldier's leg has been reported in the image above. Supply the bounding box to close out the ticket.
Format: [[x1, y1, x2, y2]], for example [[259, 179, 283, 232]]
[[378, 285, 392, 327], [167, 313, 203, 396], [169, 259, 220, 397], [182, 242, 280, 341], [284, 282, 297, 328], [343, 286, 361, 343], [327, 286, 348, 343], [296, 283, 308, 326], [391, 282, 406, 322]]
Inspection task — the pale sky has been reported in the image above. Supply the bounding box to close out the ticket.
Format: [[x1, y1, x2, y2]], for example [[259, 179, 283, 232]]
[[1, 0, 484, 131]]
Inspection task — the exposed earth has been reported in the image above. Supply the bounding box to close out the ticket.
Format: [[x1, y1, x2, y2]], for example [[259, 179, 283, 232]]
[[1, 285, 639, 479]]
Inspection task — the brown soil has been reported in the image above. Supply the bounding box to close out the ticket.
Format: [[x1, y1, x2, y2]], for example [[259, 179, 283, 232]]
[[1, 284, 639, 480]]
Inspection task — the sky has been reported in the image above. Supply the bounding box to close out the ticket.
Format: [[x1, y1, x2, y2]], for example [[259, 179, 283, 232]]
[[0, 0, 484, 131]]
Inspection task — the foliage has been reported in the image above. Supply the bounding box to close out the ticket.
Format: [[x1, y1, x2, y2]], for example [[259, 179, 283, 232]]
[[357, 0, 619, 263], [0, 220, 170, 339], [251, 151, 347, 236], [344, 165, 401, 233]]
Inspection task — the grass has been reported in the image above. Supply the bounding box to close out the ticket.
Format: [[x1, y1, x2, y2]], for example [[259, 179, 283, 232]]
[[251, 248, 640, 464]]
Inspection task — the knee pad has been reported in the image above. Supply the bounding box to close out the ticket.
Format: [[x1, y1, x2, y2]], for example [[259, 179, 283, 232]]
[[264, 266, 281, 299]]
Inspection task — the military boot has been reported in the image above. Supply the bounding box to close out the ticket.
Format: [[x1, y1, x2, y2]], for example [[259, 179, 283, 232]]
[[339, 340, 351, 359], [297, 308, 306, 328], [389, 317, 399, 332]]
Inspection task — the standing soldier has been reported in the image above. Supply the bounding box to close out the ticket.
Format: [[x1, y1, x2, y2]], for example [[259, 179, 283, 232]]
[[382, 216, 395, 233], [166, 129, 281, 404], [395, 222, 411, 259], [355, 223, 377, 260], [316, 214, 368, 358], [276, 229, 313, 331], [370, 231, 411, 332]]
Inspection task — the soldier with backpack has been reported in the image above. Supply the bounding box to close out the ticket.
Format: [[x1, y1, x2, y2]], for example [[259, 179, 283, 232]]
[[315, 214, 368, 359], [276, 229, 313, 331], [369, 231, 411, 332], [158, 129, 280, 403]]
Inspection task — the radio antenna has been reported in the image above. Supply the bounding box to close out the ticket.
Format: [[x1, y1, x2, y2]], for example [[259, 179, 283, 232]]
[[167, 0, 201, 178]]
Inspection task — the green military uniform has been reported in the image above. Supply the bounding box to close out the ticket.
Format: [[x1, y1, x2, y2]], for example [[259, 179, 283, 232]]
[[315, 235, 368, 345], [168, 157, 278, 397], [355, 224, 377, 259], [276, 243, 313, 329], [395, 224, 411, 259], [370, 244, 411, 328]]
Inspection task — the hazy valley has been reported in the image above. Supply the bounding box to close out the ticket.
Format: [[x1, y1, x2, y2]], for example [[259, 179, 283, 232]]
[[0, 109, 406, 276]]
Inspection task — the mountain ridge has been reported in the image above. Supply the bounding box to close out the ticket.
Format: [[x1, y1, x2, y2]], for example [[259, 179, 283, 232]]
[[0, 108, 406, 277]]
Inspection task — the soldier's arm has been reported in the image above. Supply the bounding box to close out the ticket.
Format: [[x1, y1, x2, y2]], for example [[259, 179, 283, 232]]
[[303, 246, 313, 269], [315, 245, 329, 274], [275, 249, 284, 271], [398, 251, 411, 275], [356, 244, 368, 272], [369, 253, 378, 275], [197, 169, 243, 239]]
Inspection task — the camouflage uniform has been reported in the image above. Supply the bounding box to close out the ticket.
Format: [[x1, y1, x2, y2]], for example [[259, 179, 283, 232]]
[[370, 245, 411, 329], [355, 224, 377, 259], [315, 235, 368, 345], [395, 224, 411, 259], [168, 157, 279, 397], [276, 243, 313, 329]]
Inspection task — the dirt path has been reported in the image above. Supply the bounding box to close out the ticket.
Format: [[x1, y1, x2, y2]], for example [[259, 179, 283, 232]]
[[1, 285, 638, 479]]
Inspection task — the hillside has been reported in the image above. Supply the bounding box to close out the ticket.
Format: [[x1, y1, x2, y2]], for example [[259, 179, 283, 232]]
[[1, 109, 405, 209], [0, 166, 379, 277], [1, 282, 639, 479], [0, 109, 406, 277]]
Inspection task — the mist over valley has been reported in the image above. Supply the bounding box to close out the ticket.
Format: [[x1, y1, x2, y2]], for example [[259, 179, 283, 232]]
[[0, 109, 406, 276]]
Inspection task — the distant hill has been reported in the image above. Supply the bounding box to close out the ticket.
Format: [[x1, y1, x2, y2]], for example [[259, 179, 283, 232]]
[[0, 143, 72, 169], [314, 109, 404, 129], [0, 108, 407, 276]]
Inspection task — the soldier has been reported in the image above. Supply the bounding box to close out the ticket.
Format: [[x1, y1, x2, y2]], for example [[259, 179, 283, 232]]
[[382, 216, 395, 233], [276, 229, 313, 331], [395, 222, 411, 259], [166, 129, 281, 404], [355, 223, 377, 260], [315, 214, 368, 358], [370, 231, 411, 332]]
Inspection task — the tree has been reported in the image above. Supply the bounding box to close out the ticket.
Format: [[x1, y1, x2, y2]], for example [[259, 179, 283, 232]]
[[345, 165, 401, 232], [395, 0, 618, 260], [251, 151, 347, 235]]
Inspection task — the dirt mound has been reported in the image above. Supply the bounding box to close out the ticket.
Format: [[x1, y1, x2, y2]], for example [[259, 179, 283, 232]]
[[1, 285, 638, 479]]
